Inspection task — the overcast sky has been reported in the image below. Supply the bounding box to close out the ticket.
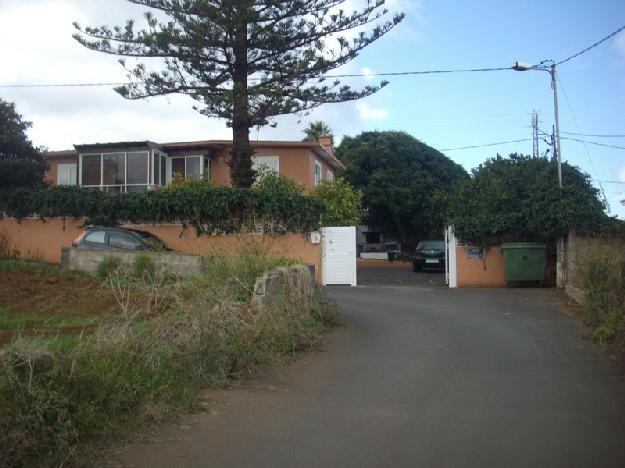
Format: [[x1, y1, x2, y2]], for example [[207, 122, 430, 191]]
[[1, 0, 625, 217]]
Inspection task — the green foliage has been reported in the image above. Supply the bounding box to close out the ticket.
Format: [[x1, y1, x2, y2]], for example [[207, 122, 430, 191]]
[[313, 177, 362, 226], [579, 253, 625, 355], [449, 154, 607, 246], [73, 1, 403, 187], [0, 258, 335, 466], [338, 131, 468, 249], [0, 183, 326, 233], [0, 98, 47, 188], [132, 254, 156, 281], [96, 256, 123, 281], [302, 121, 333, 142]]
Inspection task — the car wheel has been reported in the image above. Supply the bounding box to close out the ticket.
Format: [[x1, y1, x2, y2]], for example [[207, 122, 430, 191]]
[[412, 262, 422, 272]]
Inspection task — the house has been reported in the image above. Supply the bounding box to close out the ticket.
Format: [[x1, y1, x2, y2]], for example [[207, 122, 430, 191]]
[[43, 135, 342, 191]]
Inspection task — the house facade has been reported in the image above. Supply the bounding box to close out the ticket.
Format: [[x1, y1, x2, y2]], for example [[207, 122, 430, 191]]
[[44, 135, 341, 191]]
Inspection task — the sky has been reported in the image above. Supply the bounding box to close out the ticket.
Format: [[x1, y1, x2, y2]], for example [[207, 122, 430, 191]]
[[1, 0, 624, 217]]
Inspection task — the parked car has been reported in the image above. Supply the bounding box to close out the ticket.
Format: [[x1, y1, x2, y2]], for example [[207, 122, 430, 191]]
[[413, 239, 445, 272], [73, 227, 171, 252]]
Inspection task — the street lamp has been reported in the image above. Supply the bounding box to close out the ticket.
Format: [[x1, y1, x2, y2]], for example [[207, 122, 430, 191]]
[[511, 60, 563, 189], [511, 60, 566, 287]]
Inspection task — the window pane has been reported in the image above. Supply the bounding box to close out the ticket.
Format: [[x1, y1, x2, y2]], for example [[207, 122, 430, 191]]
[[103, 153, 125, 185], [84, 230, 106, 244], [127, 152, 148, 185], [171, 158, 185, 179], [153, 153, 160, 186], [186, 157, 201, 180], [109, 232, 140, 250], [160, 156, 166, 185], [81, 155, 101, 186]]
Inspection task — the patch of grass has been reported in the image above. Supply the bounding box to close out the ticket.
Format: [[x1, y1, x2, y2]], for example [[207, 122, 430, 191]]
[[0, 254, 336, 467], [0, 258, 86, 278], [0, 308, 100, 330]]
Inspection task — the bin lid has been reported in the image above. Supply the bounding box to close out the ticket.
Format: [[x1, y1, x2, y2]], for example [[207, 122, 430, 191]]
[[501, 242, 546, 249]]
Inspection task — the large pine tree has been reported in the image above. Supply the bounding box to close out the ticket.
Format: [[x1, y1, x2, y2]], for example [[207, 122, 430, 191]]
[[73, 0, 404, 187]]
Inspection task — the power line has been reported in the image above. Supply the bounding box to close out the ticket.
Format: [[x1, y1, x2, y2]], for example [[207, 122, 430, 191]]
[[0, 82, 126, 88], [561, 131, 625, 138], [0, 66, 513, 89], [441, 138, 531, 151], [561, 136, 625, 150], [556, 23, 625, 65], [555, 71, 607, 202]]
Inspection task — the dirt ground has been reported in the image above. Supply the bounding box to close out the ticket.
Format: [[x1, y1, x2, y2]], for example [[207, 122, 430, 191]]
[[0, 270, 120, 345]]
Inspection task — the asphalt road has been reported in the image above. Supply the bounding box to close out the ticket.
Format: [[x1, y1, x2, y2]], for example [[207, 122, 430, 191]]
[[116, 267, 625, 467]]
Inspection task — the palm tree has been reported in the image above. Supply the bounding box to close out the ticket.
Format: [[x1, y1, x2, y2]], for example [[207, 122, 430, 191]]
[[302, 121, 333, 142]]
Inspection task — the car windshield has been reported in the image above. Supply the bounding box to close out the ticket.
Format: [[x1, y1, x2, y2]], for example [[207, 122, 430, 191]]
[[417, 240, 444, 250], [134, 231, 169, 251]]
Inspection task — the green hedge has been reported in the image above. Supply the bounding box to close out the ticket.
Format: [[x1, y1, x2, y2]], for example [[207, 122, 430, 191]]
[[0, 185, 325, 234]]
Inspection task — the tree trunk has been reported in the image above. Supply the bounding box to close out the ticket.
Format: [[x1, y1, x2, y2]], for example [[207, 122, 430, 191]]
[[229, 4, 254, 188]]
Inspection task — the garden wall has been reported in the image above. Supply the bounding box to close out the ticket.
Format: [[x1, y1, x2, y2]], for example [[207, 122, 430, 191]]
[[0, 218, 322, 282], [565, 230, 625, 303], [455, 244, 506, 287]]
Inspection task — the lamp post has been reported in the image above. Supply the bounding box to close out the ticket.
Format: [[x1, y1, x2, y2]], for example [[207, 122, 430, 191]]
[[511, 60, 562, 188], [511, 60, 566, 287]]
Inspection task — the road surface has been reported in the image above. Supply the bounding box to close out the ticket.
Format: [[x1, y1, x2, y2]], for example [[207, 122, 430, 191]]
[[115, 267, 625, 467]]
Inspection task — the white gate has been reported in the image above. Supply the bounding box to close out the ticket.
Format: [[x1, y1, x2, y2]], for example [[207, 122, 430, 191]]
[[445, 226, 457, 288], [322, 227, 357, 286]]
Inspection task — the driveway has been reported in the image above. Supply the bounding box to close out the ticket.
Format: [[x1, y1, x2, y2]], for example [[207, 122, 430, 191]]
[[115, 269, 625, 467]]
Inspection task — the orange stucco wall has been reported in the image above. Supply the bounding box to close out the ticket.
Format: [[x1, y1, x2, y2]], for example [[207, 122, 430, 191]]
[[456, 245, 506, 287], [44, 156, 78, 186], [208, 148, 333, 189], [0, 218, 322, 282]]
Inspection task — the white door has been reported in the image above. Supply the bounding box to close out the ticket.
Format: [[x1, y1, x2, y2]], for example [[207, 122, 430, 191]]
[[322, 226, 357, 286], [446, 226, 458, 288]]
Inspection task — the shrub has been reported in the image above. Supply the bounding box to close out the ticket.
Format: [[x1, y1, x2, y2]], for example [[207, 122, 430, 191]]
[[312, 176, 362, 226], [95, 256, 123, 281], [133, 254, 156, 281], [0, 254, 337, 466], [0, 183, 326, 233]]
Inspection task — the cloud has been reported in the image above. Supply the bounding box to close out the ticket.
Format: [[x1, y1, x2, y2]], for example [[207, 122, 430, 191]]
[[618, 166, 625, 183], [356, 101, 389, 120], [0, 1, 393, 149]]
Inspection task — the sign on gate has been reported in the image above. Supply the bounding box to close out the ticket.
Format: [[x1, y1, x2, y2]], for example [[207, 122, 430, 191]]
[[322, 226, 357, 286]]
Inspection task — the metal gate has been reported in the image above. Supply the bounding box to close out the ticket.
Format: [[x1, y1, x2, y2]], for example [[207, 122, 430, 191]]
[[322, 226, 357, 286]]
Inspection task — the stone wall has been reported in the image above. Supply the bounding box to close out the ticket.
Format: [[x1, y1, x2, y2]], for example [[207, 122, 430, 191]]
[[61, 247, 204, 277], [252, 265, 315, 313], [565, 230, 625, 304]]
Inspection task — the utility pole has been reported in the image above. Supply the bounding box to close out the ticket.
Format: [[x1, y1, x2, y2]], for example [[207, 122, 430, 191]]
[[550, 63, 563, 189], [531, 111, 539, 158]]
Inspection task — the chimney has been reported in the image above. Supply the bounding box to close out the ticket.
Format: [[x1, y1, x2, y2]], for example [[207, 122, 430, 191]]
[[318, 134, 334, 156]]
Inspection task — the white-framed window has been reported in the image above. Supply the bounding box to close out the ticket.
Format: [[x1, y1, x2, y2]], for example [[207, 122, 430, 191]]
[[167, 155, 208, 183], [252, 156, 279, 175], [57, 163, 77, 186], [314, 160, 322, 185], [79, 151, 150, 192], [327, 169, 335, 182]]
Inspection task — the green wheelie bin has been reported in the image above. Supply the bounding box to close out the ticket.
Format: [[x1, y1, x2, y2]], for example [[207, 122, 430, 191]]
[[501, 243, 546, 286]]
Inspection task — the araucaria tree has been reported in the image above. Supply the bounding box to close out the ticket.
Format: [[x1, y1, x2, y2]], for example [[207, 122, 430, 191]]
[[73, 1, 404, 187]]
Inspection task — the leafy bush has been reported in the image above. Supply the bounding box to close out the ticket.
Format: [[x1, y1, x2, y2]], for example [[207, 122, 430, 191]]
[[0, 183, 325, 233], [449, 154, 607, 246], [95, 256, 123, 281], [133, 254, 156, 281], [575, 237, 625, 360], [0, 254, 336, 466], [312, 177, 362, 226]]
